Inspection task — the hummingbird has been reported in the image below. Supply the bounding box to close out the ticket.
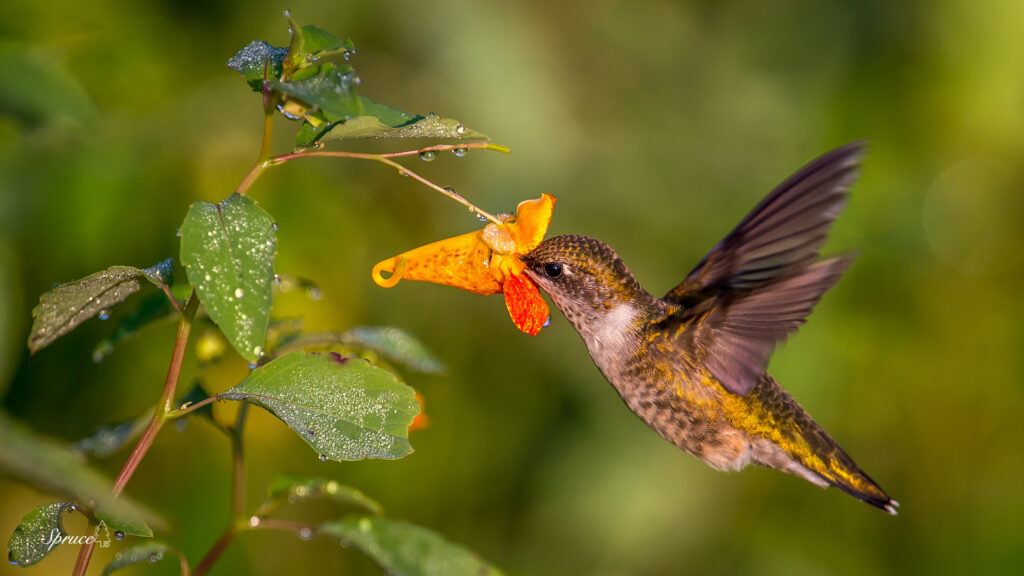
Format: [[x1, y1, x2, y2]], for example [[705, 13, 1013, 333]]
[[521, 142, 898, 514]]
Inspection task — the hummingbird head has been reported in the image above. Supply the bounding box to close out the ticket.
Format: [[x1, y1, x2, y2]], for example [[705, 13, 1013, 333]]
[[522, 235, 659, 362]]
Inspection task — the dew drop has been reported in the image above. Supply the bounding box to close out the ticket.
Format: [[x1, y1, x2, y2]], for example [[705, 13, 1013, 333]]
[[271, 222, 279, 231], [249, 516, 261, 528], [352, 76, 362, 85], [98, 309, 110, 320], [357, 517, 372, 532], [298, 526, 314, 541], [248, 362, 258, 370], [175, 228, 182, 238], [67, 504, 78, 513], [452, 146, 468, 157], [234, 288, 245, 299], [443, 186, 457, 194], [306, 286, 323, 301], [455, 123, 467, 134], [476, 213, 488, 222], [114, 530, 125, 541], [9, 550, 18, 566], [399, 171, 409, 177], [273, 274, 282, 285], [254, 345, 264, 358], [148, 553, 161, 563], [427, 112, 436, 118], [419, 150, 437, 162], [318, 453, 329, 462]]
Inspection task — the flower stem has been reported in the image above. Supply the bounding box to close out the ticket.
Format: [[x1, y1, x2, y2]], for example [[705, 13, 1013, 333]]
[[235, 141, 508, 225]]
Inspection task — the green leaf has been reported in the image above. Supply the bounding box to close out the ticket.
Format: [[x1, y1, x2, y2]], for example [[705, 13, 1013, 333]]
[[94, 510, 151, 539], [92, 291, 175, 363], [271, 62, 362, 121], [341, 327, 446, 374], [255, 475, 384, 518], [100, 541, 177, 576], [226, 40, 288, 92], [72, 409, 154, 459], [28, 258, 173, 354], [179, 193, 276, 363], [6, 502, 69, 567], [0, 414, 155, 540], [298, 97, 489, 146], [218, 351, 419, 461], [296, 25, 353, 58], [320, 516, 504, 576]]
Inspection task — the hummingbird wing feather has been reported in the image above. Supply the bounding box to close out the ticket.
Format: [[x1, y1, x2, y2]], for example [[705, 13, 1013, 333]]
[[694, 256, 853, 395], [664, 142, 864, 304]]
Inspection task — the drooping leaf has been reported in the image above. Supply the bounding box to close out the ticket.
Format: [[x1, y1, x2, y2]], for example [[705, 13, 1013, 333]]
[[254, 475, 384, 518], [299, 97, 490, 146], [217, 351, 419, 461], [179, 193, 276, 363], [0, 43, 96, 133], [100, 541, 179, 576], [270, 62, 362, 121], [226, 40, 288, 92], [72, 409, 154, 459], [92, 291, 175, 363], [27, 258, 173, 354], [341, 327, 446, 374], [320, 516, 504, 576], [0, 414, 155, 539], [6, 502, 69, 567]]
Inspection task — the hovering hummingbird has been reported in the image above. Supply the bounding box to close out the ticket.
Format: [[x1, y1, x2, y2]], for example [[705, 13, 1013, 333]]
[[521, 142, 898, 514]]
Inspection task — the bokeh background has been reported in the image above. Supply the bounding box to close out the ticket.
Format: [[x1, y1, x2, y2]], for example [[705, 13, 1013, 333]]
[[2, 1, 1023, 574]]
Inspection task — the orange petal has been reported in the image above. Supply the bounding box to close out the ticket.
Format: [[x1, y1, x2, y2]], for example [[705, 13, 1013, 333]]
[[372, 230, 502, 295], [503, 273, 550, 335], [409, 392, 429, 433], [508, 194, 556, 254]]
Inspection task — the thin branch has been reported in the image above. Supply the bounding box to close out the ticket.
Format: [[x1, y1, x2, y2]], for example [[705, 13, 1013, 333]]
[[268, 146, 504, 225], [72, 291, 199, 576]]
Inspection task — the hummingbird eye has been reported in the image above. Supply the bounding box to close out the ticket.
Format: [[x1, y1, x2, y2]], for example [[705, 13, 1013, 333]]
[[543, 262, 563, 278]]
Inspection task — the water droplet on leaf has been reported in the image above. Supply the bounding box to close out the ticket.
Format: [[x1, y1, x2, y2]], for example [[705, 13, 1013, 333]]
[[306, 286, 323, 301], [234, 288, 245, 299], [318, 453, 329, 462], [419, 150, 437, 162], [298, 527, 314, 540], [452, 147, 468, 157], [98, 309, 110, 320], [114, 530, 125, 541], [249, 516, 261, 528], [271, 222, 279, 231], [455, 123, 466, 134]]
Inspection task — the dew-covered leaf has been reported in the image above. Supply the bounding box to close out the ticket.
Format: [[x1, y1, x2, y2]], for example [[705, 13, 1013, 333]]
[[299, 97, 489, 146], [320, 516, 504, 576], [217, 351, 419, 461], [28, 258, 174, 355], [341, 327, 446, 374], [72, 409, 154, 459], [94, 510, 152, 539], [0, 415, 156, 540], [92, 291, 175, 363], [180, 193, 276, 363], [6, 502, 69, 567], [254, 475, 384, 518], [226, 40, 288, 92], [100, 541, 179, 576], [270, 62, 362, 121]]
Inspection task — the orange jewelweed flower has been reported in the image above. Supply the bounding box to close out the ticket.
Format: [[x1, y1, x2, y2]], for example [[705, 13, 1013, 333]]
[[372, 194, 556, 335]]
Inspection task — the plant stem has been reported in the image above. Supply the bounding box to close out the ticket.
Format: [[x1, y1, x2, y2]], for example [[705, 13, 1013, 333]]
[[191, 401, 250, 576], [72, 291, 199, 576], [234, 141, 508, 225]]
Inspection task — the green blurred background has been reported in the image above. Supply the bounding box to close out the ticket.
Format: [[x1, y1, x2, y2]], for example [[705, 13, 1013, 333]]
[[2, 0, 1023, 574]]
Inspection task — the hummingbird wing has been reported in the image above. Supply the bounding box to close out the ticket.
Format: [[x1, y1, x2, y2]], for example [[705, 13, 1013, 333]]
[[664, 142, 865, 395], [665, 141, 863, 303]]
